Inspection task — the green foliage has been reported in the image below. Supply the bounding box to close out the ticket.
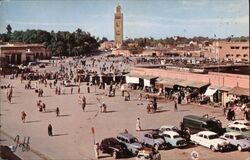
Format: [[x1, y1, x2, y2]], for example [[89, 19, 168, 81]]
[[0, 26, 99, 57], [6, 24, 12, 34]]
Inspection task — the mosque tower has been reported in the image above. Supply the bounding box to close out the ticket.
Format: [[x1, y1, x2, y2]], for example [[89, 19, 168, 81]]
[[114, 4, 123, 48]]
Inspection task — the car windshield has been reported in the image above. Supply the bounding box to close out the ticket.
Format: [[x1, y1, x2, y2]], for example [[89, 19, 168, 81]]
[[130, 138, 138, 143], [207, 121, 222, 130], [152, 133, 161, 139], [235, 135, 245, 140], [172, 126, 179, 132], [208, 134, 219, 139], [173, 135, 181, 139], [241, 128, 250, 132]]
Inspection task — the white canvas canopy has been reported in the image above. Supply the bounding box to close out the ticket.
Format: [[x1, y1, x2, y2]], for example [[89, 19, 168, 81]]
[[126, 76, 139, 84], [204, 87, 217, 96], [144, 79, 151, 87]]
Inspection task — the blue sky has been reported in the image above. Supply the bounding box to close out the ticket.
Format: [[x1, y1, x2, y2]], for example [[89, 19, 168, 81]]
[[0, 0, 249, 39]]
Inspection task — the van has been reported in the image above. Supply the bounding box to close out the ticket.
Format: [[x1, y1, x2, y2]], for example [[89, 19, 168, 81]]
[[182, 115, 225, 135]]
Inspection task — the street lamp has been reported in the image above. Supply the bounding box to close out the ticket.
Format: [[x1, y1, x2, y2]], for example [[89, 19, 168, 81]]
[[214, 34, 220, 105]]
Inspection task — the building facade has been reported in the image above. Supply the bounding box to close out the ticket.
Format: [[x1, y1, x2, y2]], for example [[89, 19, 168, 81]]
[[205, 41, 249, 62], [114, 4, 123, 49], [0, 43, 51, 65], [99, 41, 115, 51]]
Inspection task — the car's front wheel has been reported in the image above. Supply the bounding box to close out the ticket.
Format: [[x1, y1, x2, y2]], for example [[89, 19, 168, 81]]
[[237, 145, 242, 152], [113, 151, 117, 159], [210, 145, 216, 152]]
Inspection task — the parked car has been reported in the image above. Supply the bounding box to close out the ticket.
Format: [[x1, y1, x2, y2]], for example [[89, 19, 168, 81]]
[[190, 131, 230, 152], [141, 132, 167, 150], [229, 120, 250, 128], [226, 124, 250, 138], [99, 138, 130, 159], [136, 147, 161, 160], [160, 131, 187, 148], [182, 115, 225, 135], [63, 80, 74, 87], [220, 132, 250, 151], [39, 63, 45, 68], [116, 132, 143, 156], [157, 125, 190, 141]]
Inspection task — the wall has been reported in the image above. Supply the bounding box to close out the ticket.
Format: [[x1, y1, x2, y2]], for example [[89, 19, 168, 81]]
[[130, 67, 249, 89]]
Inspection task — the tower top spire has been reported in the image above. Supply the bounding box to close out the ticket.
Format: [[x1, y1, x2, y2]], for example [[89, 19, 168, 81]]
[[115, 4, 121, 13]]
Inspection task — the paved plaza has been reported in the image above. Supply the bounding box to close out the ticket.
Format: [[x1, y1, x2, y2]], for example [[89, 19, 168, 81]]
[[0, 57, 249, 160]]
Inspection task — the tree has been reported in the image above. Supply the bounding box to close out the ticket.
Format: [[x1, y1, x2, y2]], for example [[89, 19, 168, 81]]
[[6, 24, 12, 34]]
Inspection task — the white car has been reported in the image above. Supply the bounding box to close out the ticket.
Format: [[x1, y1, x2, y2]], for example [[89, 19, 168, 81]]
[[220, 132, 250, 151], [160, 131, 187, 148], [190, 131, 230, 152], [226, 124, 250, 138], [158, 125, 180, 133], [229, 120, 250, 128], [64, 80, 74, 87]]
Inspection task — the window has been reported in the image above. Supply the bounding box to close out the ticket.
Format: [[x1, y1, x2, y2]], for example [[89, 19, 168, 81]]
[[225, 135, 230, 138], [231, 46, 235, 49], [235, 46, 240, 49], [242, 46, 249, 49], [165, 134, 171, 138], [235, 128, 240, 131], [229, 135, 233, 139], [204, 135, 208, 139]]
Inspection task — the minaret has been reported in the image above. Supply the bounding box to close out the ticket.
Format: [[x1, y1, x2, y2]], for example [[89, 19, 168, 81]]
[[114, 4, 123, 49]]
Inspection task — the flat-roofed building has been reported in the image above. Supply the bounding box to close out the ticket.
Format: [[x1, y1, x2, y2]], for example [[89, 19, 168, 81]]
[[206, 41, 249, 62], [0, 43, 51, 65]]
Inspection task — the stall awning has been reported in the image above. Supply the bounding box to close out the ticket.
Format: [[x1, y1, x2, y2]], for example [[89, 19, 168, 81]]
[[187, 81, 210, 89], [144, 79, 151, 86], [126, 76, 139, 84], [204, 87, 217, 96], [228, 87, 250, 97], [156, 79, 182, 88]]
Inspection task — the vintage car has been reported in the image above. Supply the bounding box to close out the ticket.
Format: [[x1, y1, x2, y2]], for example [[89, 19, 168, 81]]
[[229, 120, 250, 128], [226, 124, 250, 138], [220, 132, 250, 151], [63, 80, 75, 87], [116, 132, 143, 156], [136, 147, 161, 160], [190, 131, 230, 152], [141, 132, 167, 150], [160, 131, 187, 148], [99, 138, 130, 159], [157, 125, 190, 140], [158, 125, 180, 134]]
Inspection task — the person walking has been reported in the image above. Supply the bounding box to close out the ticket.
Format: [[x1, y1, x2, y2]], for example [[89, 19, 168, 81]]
[[56, 107, 60, 116], [174, 100, 178, 111], [147, 103, 151, 113], [21, 111, 27, 123], [102, 102, 107, 113], [48, 124, 53, 136], [78, 86, 80, 94], [136, 118, 141, 131], [94, 142, 100, 159], [82, 96, 86, 112], [71, 87, 73, 94], [139, 93, 143, 101], [42, 103, 46, 112], [87, 86, 90, 93]]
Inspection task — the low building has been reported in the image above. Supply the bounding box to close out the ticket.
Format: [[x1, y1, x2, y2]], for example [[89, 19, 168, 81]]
[[99, 41, 115, 51], [205, 41, 249, 62], [112, 49, 131, 56], [0, 43, 51, 65]]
